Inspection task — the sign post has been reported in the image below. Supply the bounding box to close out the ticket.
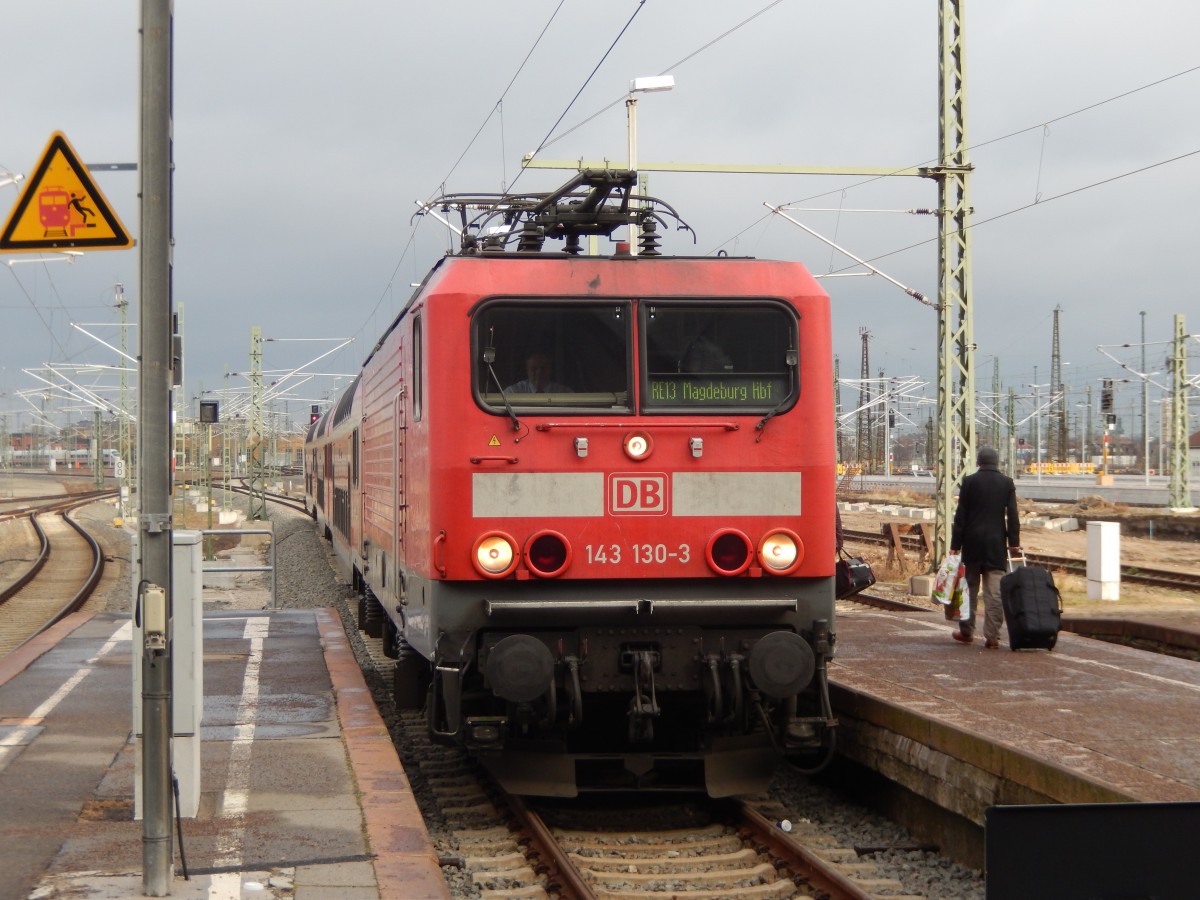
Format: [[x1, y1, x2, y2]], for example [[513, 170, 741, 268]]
[[139, 1, 175, 894]]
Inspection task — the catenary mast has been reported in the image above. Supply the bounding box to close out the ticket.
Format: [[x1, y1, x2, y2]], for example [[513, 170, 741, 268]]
[[932, 0, 974, 558]]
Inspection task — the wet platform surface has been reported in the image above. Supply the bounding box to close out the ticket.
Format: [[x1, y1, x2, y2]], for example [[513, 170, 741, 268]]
[[830, 603, 1200, 808], [0, 608, 448, 899]]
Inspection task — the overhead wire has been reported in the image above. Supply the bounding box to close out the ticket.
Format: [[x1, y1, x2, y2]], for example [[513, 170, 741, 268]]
[[432, 0, 567, 193], [512, 0, 649, 193], [347, 1, 581, 378], [824, 146, 1200, 276], [399, 0, 786, 286], [712, 62, 1200, 256], [773, 63, 1200, 216], [538, 0, 787, 152], [355, 0, 655, 374], [5, 262, 74, 362]]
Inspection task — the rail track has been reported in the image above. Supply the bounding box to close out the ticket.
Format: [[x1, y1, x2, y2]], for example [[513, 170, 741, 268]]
[[844, 527, 1200, 592], [0, 494, 111, 656], [395, 708, 922, 899], [212, 478, 309, 515], [0, 488, 115, 521], [507, 793, 920, 900]]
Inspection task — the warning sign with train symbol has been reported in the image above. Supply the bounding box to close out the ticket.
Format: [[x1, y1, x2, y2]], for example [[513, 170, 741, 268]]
[[0, 131, 133, 252]]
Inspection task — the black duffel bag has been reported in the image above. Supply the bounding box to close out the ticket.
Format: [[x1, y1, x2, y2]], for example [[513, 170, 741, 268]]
[[836, 549, 876, 599]]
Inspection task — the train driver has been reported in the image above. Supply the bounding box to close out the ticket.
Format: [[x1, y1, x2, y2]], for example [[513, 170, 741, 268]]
[[506, 352, 573, 393]]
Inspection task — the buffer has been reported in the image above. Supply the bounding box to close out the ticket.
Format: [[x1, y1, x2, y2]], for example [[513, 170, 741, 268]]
[[0, 132, 133, 252]]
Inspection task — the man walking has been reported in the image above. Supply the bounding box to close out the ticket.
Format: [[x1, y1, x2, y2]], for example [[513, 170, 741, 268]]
[[950, 447, 1020, 648]]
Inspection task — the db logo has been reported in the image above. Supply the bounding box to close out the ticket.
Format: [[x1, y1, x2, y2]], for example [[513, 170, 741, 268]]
[[609, 473, 668, 515]]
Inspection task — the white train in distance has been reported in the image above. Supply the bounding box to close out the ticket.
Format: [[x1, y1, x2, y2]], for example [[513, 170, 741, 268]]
[[8, 447, 120, 465]]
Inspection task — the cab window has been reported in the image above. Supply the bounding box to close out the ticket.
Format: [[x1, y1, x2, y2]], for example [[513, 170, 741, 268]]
[[640, 302, 798, 412], [474, 301, 631, 412]]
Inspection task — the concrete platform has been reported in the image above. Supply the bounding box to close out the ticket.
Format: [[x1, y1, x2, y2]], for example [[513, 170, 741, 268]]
[[0, 609, 448, 899], [828, 602, 1200, 864]]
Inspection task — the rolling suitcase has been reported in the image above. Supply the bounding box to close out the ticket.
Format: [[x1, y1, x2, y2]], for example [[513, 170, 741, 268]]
[[999, 564, 1062, 650]]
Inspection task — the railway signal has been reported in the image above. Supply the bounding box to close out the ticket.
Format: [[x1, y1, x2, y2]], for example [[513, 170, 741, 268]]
[[1101, 379, 1114, 414]]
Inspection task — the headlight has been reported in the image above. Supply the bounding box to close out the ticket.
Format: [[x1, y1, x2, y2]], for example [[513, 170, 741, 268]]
[[472, 532, 519, 578], [758, 529, 804, 575], [623, 431, 654, 460]]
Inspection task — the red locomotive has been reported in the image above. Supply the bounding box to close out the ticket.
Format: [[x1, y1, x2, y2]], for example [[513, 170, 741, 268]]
[[38, 186, 71, 237], [306, 171, 838, 796]]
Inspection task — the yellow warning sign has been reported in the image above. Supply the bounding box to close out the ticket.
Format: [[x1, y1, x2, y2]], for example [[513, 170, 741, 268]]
[[0, 132, 133, 252], [488, 434, 501, 447]]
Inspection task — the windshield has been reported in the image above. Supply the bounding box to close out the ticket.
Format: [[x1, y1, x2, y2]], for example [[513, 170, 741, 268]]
[[641, 302, 797, 412], [473, 298, 798, 415], [475, 301, 632, 411]]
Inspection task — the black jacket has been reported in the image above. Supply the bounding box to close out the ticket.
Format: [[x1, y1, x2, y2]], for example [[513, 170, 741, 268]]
[[950, 464, 1020, 571]]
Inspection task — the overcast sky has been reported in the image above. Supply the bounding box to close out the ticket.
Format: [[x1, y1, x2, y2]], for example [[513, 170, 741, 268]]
[[2, 1, 1198, 439]]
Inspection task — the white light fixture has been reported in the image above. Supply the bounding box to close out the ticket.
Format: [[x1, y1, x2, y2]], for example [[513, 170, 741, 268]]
[[630, 75, 675, 93]]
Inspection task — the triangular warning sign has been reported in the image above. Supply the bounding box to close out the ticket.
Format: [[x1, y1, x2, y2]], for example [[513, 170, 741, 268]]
[[0, 132, 133, 252]]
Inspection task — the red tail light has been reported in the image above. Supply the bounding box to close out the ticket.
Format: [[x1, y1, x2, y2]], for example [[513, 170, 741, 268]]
[[706, 529, 752, 576], [524, 531, 571, 578]]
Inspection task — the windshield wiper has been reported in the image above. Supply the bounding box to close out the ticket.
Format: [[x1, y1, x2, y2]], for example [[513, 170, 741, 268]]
[[483, 345, 520, 433], [755, 348, 797, 441]]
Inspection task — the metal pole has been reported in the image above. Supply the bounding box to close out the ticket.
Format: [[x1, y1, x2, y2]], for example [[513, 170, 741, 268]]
[[140, 0, 175, 893], [1035, 381, 1043, 485], [206, 423, 214, 560], [1141, 310, 1149, 484], [93, 408, 104, 490], [626, 93, 638, 247]]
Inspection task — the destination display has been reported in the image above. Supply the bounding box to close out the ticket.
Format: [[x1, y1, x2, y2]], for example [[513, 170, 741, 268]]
[[647, 375, 788, 407]]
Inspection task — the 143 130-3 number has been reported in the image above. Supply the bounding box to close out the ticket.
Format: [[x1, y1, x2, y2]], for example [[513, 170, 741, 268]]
[[585, 543, 691, 565]]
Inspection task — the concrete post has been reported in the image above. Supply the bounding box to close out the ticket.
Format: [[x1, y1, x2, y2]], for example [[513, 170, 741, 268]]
[[1086, 521, 1120, 601]]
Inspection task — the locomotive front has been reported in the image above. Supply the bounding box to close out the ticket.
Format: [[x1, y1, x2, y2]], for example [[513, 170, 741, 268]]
[[384, 173, 838, 796]]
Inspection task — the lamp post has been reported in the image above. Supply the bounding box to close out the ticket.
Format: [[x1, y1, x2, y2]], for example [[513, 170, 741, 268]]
[[1035, 383, 1043, 484], [1029, 369, 1050, 485], [627, 75, 674, 246], [1141, 310, 1149, 484]]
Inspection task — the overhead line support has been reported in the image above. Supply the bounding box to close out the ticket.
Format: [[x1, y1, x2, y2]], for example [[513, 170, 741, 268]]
[[932, 0, 975, 560], [248, 326, 268, 520], [1167, 314, 1192, 509]]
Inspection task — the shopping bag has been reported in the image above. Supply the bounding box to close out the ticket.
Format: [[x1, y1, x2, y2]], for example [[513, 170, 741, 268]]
[[947, 577, 971, 621], [931, 553, 962, 606], [836, 550, 876, 599]]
